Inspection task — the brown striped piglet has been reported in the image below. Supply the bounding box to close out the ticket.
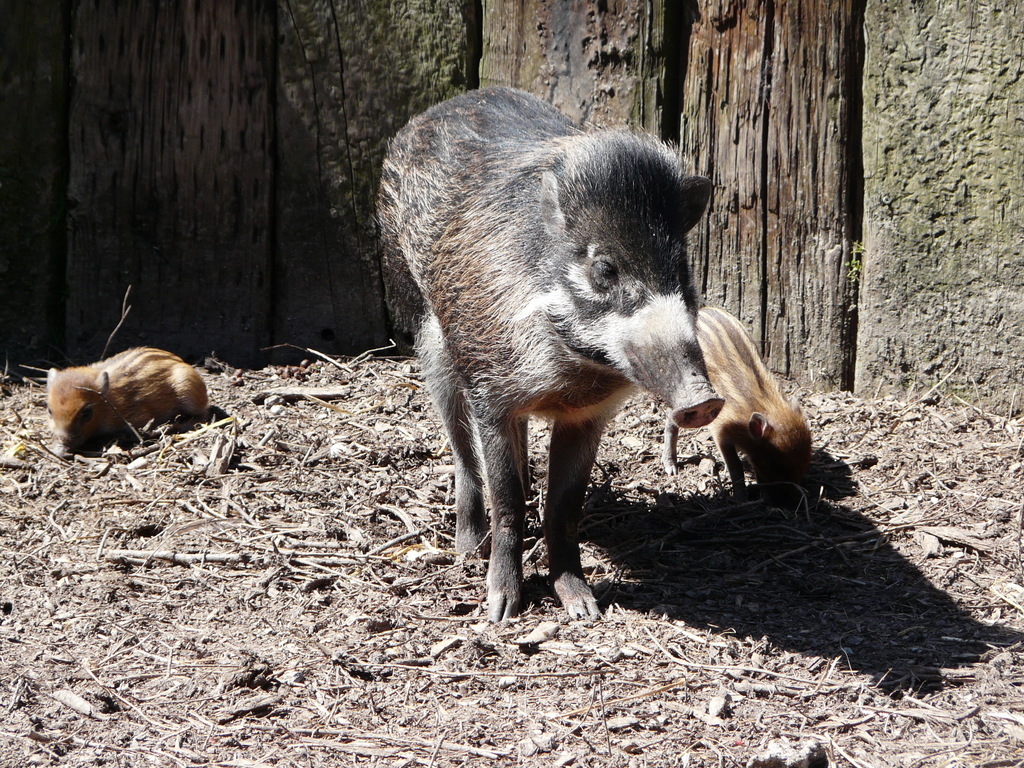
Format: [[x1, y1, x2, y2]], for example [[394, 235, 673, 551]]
[[46, 347, 209, 457], [663, 306, 812, 503]]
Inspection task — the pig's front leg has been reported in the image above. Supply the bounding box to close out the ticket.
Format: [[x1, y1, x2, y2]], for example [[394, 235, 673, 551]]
[[418, 316, 488, 554], [717, 437, 749, 502], [661, 417, 680, 475], [478, 412, 529, 623], [544, 416, 608, 621]]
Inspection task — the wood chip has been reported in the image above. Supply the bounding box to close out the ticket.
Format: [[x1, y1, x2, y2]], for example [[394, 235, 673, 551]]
[[513, 621, 561, 646], [46, 689, 107, 720], [708, 689, 732, 718], [606, 715, 640, 731], [914, 530, 943, 557], [745, 738, 827, 768], [429, 636, 463, 659], [252, 386, 350, 403], [216, 693, 285, 724], [918, 525, 993, 553], [205, 432, 236, 476]]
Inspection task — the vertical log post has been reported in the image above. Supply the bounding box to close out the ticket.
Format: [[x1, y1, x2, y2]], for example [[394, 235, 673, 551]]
[[67, 0, 275, 366], [681, 0, 862, 389], [857, 1, 1024, 410], [276, 0, 476, 359], [480, 0, 675, 133], [0, 0, 67, 363]]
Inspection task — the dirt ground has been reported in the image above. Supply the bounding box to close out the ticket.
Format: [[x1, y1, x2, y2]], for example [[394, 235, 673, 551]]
[[1, 351, 1023, 767]]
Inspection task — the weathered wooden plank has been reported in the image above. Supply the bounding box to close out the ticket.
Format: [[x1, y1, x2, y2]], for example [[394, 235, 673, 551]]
[[681, 0, 861, 389], [67, 0, 274, 366], [276, 0, 475, 359], [680, 0, 770, 344], [857, 0, 1024, 411], [480, 0, 675, 134], [763, 0, 861, 389], [0, 0, 66, 363]]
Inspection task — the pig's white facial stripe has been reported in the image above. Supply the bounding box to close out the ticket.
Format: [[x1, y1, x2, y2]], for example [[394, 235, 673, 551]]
[[626, 294, 698, 347], [562, 244, 602, 300], [571, 292, 697, 374], [513, 288, 573, 325]]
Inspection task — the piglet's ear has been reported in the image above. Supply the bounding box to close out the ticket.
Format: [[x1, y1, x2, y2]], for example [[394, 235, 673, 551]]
[[749, 412, 773, 440], [540, 171, 566, 235], [679, 175, 712, 233], [47, 368, 59, 391], [99, 371, 111, 396]]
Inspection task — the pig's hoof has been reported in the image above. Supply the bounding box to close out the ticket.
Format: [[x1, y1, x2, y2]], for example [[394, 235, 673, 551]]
[[662, 459, 678, 476], [487, 589, 521, 623], [553, 574, 601, 620], [564, 596, 600, 621]]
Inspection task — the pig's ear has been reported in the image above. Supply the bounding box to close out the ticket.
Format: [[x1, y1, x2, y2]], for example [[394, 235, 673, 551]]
[[540, 171, 566, 234], [46, 368, 59, 391], [679, 176, 712, 233], [99, 371, 110, 396], [749, 412, 773, 440]]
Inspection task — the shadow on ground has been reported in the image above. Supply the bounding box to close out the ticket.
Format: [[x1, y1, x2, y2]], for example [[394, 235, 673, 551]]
[[570, 448, 1021, 692]]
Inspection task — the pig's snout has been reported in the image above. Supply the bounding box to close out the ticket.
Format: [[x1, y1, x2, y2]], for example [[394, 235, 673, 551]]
[[617, 298, 724, 428], [620, 332, 724, 430], [671, 397, 724, 430]]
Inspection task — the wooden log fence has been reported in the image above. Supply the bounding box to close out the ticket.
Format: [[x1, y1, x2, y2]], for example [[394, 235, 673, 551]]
[[0, 0, 1020, 411]]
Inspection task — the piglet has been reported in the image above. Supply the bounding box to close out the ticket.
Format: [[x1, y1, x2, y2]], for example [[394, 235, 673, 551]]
[[46, 347, 209, 457], [663, 307, 812, 502]]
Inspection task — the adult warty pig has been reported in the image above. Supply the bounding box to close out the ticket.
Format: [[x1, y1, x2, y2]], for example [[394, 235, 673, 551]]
[[379, 87, 723, 622]]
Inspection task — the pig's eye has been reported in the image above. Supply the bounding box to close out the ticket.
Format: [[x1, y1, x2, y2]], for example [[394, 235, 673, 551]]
[[76, 404, 94, 424], [589, 258, 619, 291]]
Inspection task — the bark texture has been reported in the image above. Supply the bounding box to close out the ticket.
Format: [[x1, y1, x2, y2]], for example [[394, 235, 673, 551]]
[[276, 0, 475, 360], [0, 0, 66, 362], [5, 0, 1022, 413], [67, 0, 275, 366], [680, 0, 862, 390], [856, 1, 1024, 409], [480, 0, 676, 134]]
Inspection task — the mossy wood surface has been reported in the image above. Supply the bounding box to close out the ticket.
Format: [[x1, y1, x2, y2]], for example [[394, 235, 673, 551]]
[[856, 0, 1024, 409], [276, 0, 474, 361]]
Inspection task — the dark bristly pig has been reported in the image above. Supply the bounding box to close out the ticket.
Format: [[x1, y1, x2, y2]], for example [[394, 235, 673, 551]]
[[378, 87, 723, 623], [663, 306, 812, 503], [46, 347, 209, 457]]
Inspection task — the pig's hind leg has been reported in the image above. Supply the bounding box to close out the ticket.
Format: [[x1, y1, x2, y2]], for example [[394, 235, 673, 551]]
[[418, 317, 488, 554], [544, 416, 609, 620]]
